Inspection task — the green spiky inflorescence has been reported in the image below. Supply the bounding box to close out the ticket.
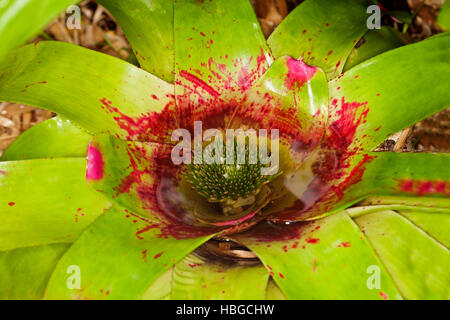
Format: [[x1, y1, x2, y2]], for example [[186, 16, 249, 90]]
[[185, 137, 280, 205]]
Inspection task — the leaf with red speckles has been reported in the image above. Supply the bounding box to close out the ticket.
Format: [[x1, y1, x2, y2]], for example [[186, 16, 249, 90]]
[[268, 0, 369, 79], [232, 212, 402, 299], [171, 253, 268, 299], [97, 0, 174, 82], [174, 0, 272, 109], [344, 26, 405, 72], [0, 158, 110, 250], [87, 134, 266, 238], [273, 151, 450, 222], [1, 117, 92, 161], [0, 243, 69, 299], [44, 205, 211, 300], [246, 55, 328, 152], [355, 210, 450, 299], [0, 42, 175, 140], [0, 0, 79, 63], [330, 33, 450, 151]]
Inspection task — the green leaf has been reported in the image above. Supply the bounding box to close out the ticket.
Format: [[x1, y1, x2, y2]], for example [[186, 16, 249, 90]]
[[141, 268, 173, 300], [399, 210, 450, 248], [0, 158, 110, 250], [437, 0, 450, 30], [233, 212, 402, 299], [268, 0, 370, 78], [329, 33, 450, 151], [276, 151, 450, 221], [0, 117, 91, 161], [174, 0, 271, 102], [334, 152, 450, 211], [0, 41, 175, 141], [247, 55, 329, 149], [355, 210, 450, 299], [265, 279, 286, 300], [0, 0, 79, 63], [97, 0, 174, 82], [344, 26, 405, 71], [44, 206, 212, 299], [0, 243, 69, 299], [171, 253, 269, 299]]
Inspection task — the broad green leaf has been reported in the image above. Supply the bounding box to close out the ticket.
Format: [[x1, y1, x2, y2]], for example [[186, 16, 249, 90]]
[[276, 151, 450, 221], [0, 41, 175, 141], [329, 33, 450, 151], [268, 0, 370, 78], [97, 0, 174, 82], [437, 0, 450, 30], [344, 26, 405, 71], [247, 55, 329, 149], [171, 253, 269, 300], [85, 134, 221, 235], [361, 195, 450, 209], [265, 279, 286, 300], [0, 158, 110, 250], [141, 268, 173, 300], [356, 152, 450, 198], [355, 210, 450, 299], [45, 206, 211, 300], [233, 212, 402, 299], [174, 0, 271, 104], [0, 243, 69, 299], [0, 0, 79, 63], [0, 117, 91, 161], [399, 210, 450, 248]]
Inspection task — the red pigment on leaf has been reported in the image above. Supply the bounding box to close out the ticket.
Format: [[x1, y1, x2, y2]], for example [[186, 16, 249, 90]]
[[279, 272, 285, 279], [8, 202, 15, 206], [284, 57, 316, 90], [306, 238, 320, 244], [86, 144, 104, 180], [99, 97, 177, 143], [398, 179, 449, 196], [179, 70, 221, 98], [338, 241, 351, 248], [154, 252, 164, 259], [142, 249, 147, 262], [379, 291, 388, 300]]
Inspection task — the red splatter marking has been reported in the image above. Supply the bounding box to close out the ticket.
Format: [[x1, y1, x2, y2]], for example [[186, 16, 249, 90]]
[[379, 291, 388, 300], [8, 202, 15, 206], [284, 57, 316, 90], [374, 126, 381, 132], [327, 50, 333, 56], [86, 143, 104, 180], [142, 249, 147, 262], [199, 32, 206, 37], [179, 70, 221, 98], [279, 272, 285, 279], [151, 94, 159, 100], [338, 241, 351, 248], [302, 29, 307, 34], [398, 179, 449, 196], [306, 238, 320, 244], [188, 263, 202, 268], [154, 252, 164, 259]]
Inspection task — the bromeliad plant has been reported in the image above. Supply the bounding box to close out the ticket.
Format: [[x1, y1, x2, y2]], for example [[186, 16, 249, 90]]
[[0, 0, 449, 300]]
